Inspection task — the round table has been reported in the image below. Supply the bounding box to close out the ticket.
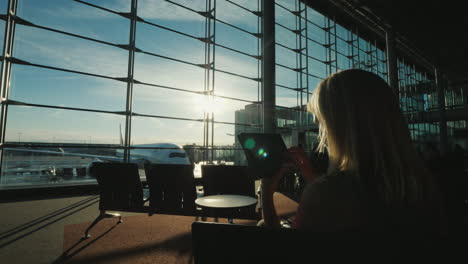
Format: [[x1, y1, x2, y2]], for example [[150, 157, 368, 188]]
[[195, 194, 258, 223]]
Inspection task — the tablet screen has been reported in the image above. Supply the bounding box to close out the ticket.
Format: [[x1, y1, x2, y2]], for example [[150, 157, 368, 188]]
[[238, 133, 287, 179]]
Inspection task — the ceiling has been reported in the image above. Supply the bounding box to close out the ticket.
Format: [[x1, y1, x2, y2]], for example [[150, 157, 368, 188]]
[[352, 0, 468, 83]]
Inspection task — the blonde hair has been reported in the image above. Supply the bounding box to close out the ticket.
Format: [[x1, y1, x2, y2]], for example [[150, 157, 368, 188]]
[[307, 69, 431, 204]]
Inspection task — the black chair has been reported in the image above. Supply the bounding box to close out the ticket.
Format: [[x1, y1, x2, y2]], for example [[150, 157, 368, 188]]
[[144, 163, 197, 216], [191, 221, 457, 264], [201, 164, 259, 220], [83, 162, 149, 238]]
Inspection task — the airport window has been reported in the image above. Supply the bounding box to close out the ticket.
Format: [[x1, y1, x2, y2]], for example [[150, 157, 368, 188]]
[[397, 58, 438, 142], [445, 88, 465, 109], [0, 0, 262, 188], [273, 0, 388, 150], [0, 0, 452, 189]]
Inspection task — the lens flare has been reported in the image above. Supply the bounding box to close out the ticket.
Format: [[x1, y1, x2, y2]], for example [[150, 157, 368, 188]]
[[257, 148, 264, 155], [244, 138, 256, 150]]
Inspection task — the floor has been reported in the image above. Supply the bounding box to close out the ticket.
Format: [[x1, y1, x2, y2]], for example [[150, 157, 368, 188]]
[[0, 180, 262, 264], [0, 178, 264, 264], [0, 195, 143, 264]]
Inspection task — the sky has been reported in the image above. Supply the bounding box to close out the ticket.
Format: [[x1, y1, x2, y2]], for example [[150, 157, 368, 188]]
[[1, 0, 326, 146]]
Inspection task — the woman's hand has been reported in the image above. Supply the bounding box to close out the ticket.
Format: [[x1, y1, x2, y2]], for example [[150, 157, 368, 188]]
[[259, 161, 295, 228], [287, 146, 309, 167], [261, 161, 296, 194], [287, 147, 318, 182]]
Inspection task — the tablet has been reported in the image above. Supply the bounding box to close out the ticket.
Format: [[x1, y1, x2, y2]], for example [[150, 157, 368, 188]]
[[238, 133, 288, 179]]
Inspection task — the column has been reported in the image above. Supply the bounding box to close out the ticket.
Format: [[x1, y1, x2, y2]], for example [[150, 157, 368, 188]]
[[435, 68, 449, 155], [262, 0, 275, 133], [385, 28, 399, 98]]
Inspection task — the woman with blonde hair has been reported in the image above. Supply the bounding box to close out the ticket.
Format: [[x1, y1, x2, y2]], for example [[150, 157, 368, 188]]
[[260, 69, 444, 233]]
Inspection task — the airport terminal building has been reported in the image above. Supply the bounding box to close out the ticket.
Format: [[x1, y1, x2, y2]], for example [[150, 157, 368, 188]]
[[0, 1, 467, 263]]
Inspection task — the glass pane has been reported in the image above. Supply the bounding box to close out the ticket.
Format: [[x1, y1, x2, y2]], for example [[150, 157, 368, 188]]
[[133, 84, 203, 120], [308, 76, 322, 91], [134, 52, 204, 92], [276, 0, 297, 11], [358, 37, 369, 51], [308, 40, 327, 61], [337, 53, 351, 70], [211, 97, 253, 124], [276, 65, 298, 88], [9, 64, 127, 111], [217, 0, 259, 34], [276, 87, 298, 108], [276, 108, 301, 131], [377, 60, 387, 74], [214, 72, 259, 101], [0, 20, 5, 52], [216, 22, 259, 56], [164, 0, 205, 10], [131, 116, 204, 146], [81, 0, 130, 12], [308, 59, 327, 79], [213, 122, 249, 165], [138, 1, 205, 38], [276, 44, 297, 69], [336, 38, 349, 55], [213, 122, 236, 146], [297, 90, 310, 106], [234, 103, 262, 127], [229, 0, 259, 11], [215, 48, 258, 78], [18, 0, 130, 44], [5, 106, 124, 144], [14, 25, 129, 77], [275, 4, 297, 30], [276, 25, 297, 48], [306, 7, 325, 28], [136, 22, 205, 65], [307, 23, 326, 45], [335, 24, 349, 40], [0, 0, 7, 14]]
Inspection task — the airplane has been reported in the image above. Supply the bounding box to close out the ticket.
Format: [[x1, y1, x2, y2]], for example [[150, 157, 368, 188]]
[[115, 143, 191, 165], [1, 126, 191, 183], [2, 142, 190, 180], [113, 124, 191, 165]]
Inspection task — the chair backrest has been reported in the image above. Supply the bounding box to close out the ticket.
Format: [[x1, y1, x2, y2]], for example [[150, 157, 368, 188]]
[[201, 164, 257, 219], [201, 165, 255, 197], [191, 221, 453, 264], [144, 163, 197, 216], [92, 162, 145, 212]]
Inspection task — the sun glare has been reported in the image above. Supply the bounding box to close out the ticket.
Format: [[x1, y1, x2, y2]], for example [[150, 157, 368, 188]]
[[193, 94, 225, 114]]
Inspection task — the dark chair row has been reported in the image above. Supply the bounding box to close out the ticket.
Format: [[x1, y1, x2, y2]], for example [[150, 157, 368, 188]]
[[145, 163, 197, 216], [84, 162, 258, 238]]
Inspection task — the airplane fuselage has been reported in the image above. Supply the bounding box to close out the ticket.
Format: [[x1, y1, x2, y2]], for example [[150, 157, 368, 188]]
[[115, 143, 190, 165]]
